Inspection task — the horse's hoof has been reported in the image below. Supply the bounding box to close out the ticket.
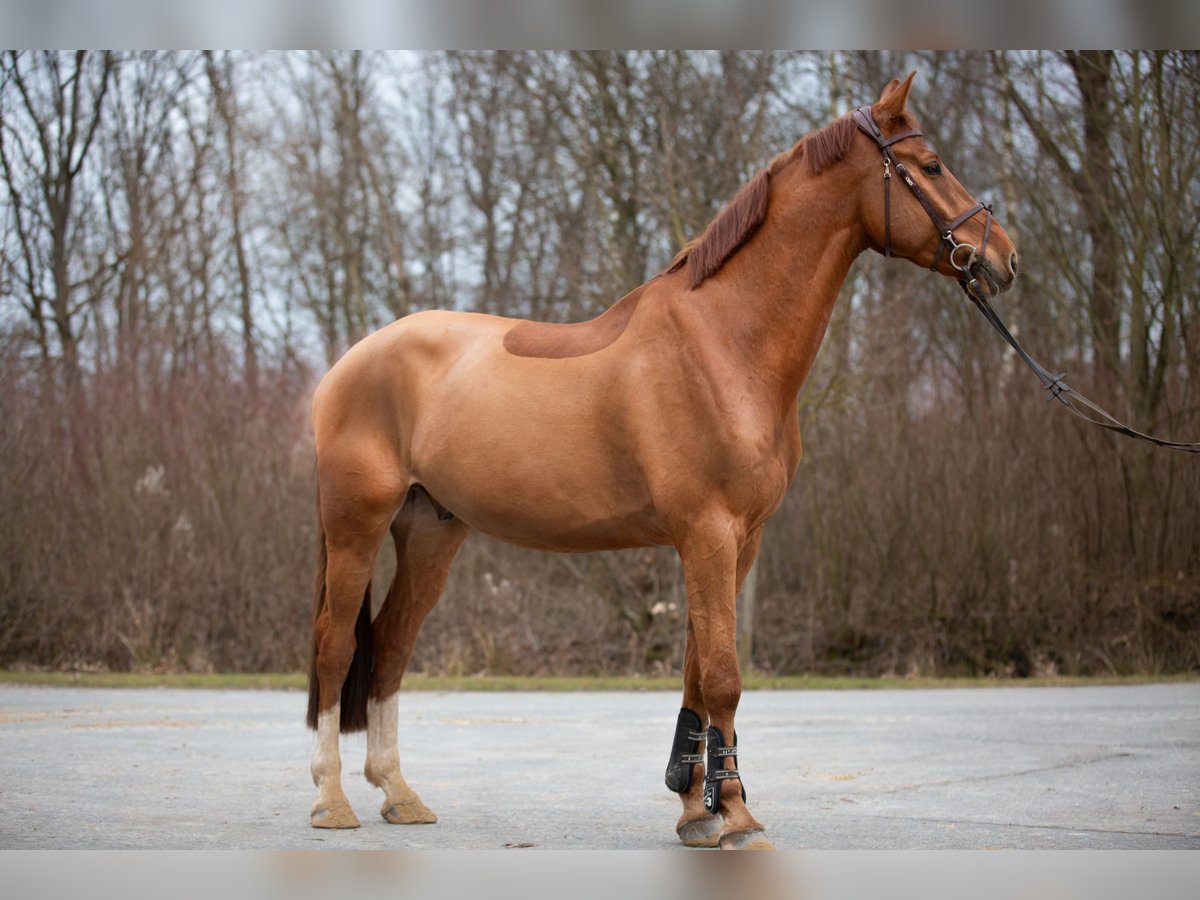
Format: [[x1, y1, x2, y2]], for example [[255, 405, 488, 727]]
[[381, 797, 437, 825], [310, 799, 360, 829], [677, 815, 723, 848], [719, 828, 775, 850]]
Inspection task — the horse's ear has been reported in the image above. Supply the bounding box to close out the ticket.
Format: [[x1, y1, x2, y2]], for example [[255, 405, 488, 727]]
[[873, 70, 917, 123]]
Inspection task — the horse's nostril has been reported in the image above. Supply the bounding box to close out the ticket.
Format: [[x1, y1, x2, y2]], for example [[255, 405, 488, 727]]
[[1009, 253, 1019, 277]]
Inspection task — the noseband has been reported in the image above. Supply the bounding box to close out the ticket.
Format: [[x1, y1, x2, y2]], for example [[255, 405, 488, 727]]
[[852, 106, 993, 293]]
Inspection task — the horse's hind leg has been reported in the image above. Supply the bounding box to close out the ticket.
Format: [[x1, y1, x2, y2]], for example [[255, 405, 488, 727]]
[[365, 488, 470, 825], [310, 466, 402, 829]]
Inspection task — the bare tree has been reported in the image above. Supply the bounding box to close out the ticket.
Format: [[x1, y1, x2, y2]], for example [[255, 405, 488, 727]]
[[205, 51, 258, 390], [270, 51, 410, 364], [1, 51, 1197, 677], [0, 51, 114, 392]]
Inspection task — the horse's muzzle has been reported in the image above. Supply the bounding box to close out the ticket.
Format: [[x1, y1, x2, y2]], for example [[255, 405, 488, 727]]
[[971, 257, 1015, 297]]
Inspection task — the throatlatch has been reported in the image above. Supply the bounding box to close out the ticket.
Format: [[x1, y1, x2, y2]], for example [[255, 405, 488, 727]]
[[664, 708, 707, 793], [703, 725, 746, 814]]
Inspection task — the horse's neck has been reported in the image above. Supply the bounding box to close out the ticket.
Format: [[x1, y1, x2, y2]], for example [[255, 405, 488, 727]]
[[699, 174, 866, 411]]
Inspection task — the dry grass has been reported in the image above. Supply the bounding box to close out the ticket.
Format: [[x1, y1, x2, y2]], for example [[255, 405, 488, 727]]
[[1, 669, 1193, 692]]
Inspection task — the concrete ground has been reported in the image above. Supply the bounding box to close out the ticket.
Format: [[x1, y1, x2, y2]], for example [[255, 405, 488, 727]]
[[0, 682, 1196, 849]]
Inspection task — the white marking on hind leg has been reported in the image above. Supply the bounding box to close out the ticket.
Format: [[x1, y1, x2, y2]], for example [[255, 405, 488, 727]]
[[364, 691, 437, 824], [311, 702, 342, 791], [309, 702, 359, 827], [364, 693, 400, 787]]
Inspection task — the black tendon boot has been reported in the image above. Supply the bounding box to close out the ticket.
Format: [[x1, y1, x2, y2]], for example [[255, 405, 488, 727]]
[[664, 708, 707, 793], [702, 725, 745, 815]]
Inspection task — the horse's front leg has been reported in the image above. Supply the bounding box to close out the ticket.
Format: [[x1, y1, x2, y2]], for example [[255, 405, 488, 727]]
[[666, 614, 720, 847], [674, 521, 772, 850]]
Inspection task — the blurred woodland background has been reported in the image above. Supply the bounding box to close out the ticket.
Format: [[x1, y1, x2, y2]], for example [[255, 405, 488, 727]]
[[2, 51, 1198, 677]]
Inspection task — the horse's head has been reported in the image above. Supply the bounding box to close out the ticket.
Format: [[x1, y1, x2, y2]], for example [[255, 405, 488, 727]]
[[855, 72, 1018, 297]]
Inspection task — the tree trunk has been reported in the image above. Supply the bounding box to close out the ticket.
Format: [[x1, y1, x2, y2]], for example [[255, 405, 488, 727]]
[[206, 52, 259, 393]]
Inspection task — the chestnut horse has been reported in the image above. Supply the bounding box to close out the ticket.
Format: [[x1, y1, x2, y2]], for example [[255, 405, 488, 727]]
[[305, 72, 1018, 849]]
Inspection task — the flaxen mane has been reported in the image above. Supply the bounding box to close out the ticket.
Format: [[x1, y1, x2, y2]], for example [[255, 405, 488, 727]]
[[669, 114, 861, 289]]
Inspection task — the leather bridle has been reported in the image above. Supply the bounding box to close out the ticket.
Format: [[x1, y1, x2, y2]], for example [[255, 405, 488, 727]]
[[852, 105, 993, 292], [850, 104, 1200, 453]]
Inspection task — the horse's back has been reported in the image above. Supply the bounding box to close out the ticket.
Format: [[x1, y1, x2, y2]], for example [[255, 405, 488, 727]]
[[312, 308, 666, 547]]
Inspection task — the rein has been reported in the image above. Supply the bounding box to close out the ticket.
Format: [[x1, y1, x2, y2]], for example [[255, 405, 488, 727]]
[[852, 105, 1200, 454], [960, 283, 1200, 452]]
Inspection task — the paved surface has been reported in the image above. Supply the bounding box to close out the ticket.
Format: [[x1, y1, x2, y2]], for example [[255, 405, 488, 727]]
[[0, 683, 1197, 849]]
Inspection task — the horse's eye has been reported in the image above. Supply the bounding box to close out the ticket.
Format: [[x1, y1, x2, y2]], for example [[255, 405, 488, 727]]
[[922, 162, 942, 177]]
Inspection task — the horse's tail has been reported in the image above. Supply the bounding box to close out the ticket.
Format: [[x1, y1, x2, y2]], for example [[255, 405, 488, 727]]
[[306, 490, 373, 733]]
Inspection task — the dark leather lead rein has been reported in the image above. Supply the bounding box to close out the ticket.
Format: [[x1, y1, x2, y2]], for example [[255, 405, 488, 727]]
[[959, 281, 1200, 452], [853, 105, 1200, 454]]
